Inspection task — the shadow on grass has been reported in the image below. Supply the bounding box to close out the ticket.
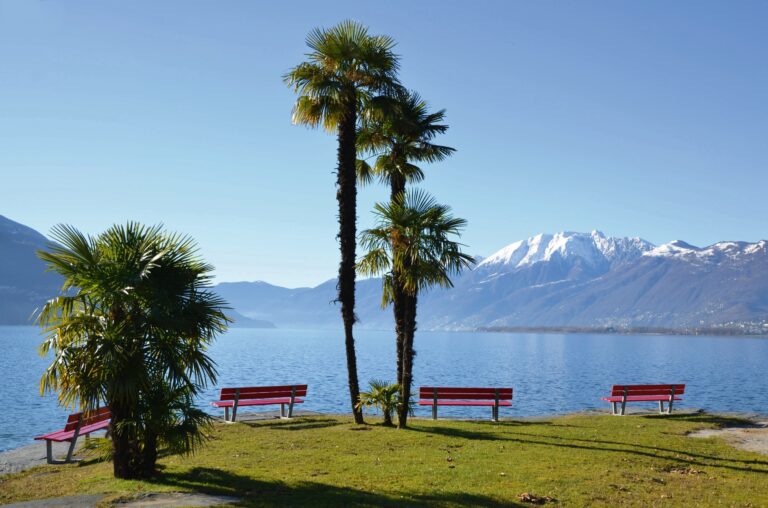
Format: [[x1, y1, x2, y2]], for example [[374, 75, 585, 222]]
[[149, 466, 522, 507], [492, 422, 768, 473], [641, 411, 759, 428], [408, 419, 555, 441], [242, 418, 344, 432], [406, 414, 768, 474]]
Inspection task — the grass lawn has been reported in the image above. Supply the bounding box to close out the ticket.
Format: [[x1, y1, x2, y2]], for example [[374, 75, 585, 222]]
[[1, 412, 767, 507]]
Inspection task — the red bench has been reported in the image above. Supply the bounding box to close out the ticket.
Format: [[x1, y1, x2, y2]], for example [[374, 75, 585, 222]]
[[418, 387, 513, 421], [211, 384, 307, 422], [34, 407, 111, 464], [601, 384, 685, 415]]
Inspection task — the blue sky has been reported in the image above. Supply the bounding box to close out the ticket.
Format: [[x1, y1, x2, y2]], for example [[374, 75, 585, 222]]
[[1, 1, 766, 287]]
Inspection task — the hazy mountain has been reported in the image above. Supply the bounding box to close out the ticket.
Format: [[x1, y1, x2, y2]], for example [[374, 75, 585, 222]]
[[217, 231, 768, 331], [3, 218, 766, 331], [0, 215, 61, 324]]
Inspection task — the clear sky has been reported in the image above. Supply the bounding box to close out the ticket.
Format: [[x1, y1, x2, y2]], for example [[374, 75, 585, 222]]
[[1, 1, 766, 287]]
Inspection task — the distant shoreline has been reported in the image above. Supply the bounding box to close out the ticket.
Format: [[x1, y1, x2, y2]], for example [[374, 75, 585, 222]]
[[476, 326, 768, 337]]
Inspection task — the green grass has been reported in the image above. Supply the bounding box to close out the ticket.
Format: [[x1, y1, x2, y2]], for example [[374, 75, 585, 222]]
[[1, 412, 767, 507]]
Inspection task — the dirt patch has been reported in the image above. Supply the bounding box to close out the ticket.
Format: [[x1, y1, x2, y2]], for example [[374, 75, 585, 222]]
[[689, 420, 768, 455], [114, 492, 239, 507], [1, 494, 105, 507]]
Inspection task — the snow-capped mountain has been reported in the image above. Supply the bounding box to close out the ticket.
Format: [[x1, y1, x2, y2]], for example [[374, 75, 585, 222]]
[[645, 239, 768, 263], [478, 230, 653, 270], [3, 216, 766, 331], [219, 231, 768, 331]]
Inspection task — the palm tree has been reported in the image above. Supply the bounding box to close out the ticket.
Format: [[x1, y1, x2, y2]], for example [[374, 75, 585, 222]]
[[357, 90, 455, 384], [37, 223, 228, 479], [358, 191, 473, 428], [355, 379, 401, 426], [285, 20, 400, 424], [357, 90, 454, 202]]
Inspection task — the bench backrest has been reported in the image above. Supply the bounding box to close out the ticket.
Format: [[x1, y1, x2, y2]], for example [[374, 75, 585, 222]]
[[610, 384, 686, 397], [63, 407, 112, 432], [419, 387, 513, 401], [218, 384, 308, 401]]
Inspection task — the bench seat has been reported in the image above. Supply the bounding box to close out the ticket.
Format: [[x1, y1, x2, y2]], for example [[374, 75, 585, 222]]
[[601, 395, 683, 403], [212, 397, 304, 408], [418, 399, 512, 407], [35, 420, 110, 443]]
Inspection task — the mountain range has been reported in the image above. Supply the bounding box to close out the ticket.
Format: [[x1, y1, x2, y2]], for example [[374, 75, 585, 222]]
[[2, 215, 767, 331], [0, 215, 271, 328], [217, 230, 768, 331]]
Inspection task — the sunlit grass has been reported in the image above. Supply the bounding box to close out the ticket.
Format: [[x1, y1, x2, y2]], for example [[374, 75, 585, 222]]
[[1, 413, 767, 506]]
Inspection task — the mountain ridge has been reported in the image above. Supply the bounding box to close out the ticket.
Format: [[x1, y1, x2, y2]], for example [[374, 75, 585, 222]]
[[1, 217, 766, 332]]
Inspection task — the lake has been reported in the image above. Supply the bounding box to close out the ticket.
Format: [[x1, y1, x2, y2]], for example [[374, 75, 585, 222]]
[[1, 325, 767, 452]]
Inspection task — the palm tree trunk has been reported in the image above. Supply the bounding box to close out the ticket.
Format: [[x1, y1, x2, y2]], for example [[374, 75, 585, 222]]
[[140, 430, 158, 478], [338, 98, 364, 424], [390, 177, 407, 388], [398, 292, 418, 428], [110, 403, 140, 479]]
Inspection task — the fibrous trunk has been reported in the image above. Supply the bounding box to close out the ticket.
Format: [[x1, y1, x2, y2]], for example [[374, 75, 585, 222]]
[[337, 97, 364, 424], [390, 176, 407, 391], [398, 293, 418, 428]]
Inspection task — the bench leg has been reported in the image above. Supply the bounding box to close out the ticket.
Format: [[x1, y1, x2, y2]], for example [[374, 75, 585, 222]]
[[224, 407, 230, 422], [45, 440, 54, 464], [491, 406, 498, 422], [667, 398, 674, 414], [65, 437, 78, 463], [231, 402, 239, 423], [658, 400, 665, 413], [611, 402, 618, 415], [620, 397, 627, 416], [288, 400, 295, 418], [432, 404, 437, 420], [280, 404, 286, 418]]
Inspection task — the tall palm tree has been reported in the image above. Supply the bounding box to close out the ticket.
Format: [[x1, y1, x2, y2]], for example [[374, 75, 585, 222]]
[[357, 90, 455, 384], [358, 191, 473, 428], [37, 223, 228, 478], [285, 20, 400, 423]]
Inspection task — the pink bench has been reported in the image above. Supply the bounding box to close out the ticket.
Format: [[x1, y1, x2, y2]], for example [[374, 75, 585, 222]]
[[34, 407, 111, 464], [419, 386, 513, 421], [601, 384, 685, 415], [212, 384, 307, 422]]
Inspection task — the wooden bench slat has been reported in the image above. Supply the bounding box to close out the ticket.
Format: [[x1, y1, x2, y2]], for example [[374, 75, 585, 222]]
[[610, 384, 686, 396], [419, 392, 512, 400], [420, 387, 512, 395], [218, 385, 308, 400], [418, 400, 513, 407], [602, 395, 683, 403], [212, 397, 305, 408]]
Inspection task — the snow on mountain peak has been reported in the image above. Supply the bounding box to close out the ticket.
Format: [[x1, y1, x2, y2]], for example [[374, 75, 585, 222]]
[[478, 231, 654, 270], [645, 239, 768, 261]]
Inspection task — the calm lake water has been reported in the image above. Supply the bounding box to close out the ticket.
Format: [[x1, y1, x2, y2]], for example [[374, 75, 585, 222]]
[[1, 325, 767, 452]]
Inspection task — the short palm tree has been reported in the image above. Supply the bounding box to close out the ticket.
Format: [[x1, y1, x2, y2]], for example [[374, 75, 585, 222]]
[[355, 379, 401, 426], [358, 191, 473, 428], [357, 90, 455, 384], [37, 223, 228, 479], [285, 20, 400, 424]]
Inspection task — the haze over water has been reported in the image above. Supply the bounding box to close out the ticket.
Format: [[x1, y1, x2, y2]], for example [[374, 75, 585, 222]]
[[2, 326, 766, 452]]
